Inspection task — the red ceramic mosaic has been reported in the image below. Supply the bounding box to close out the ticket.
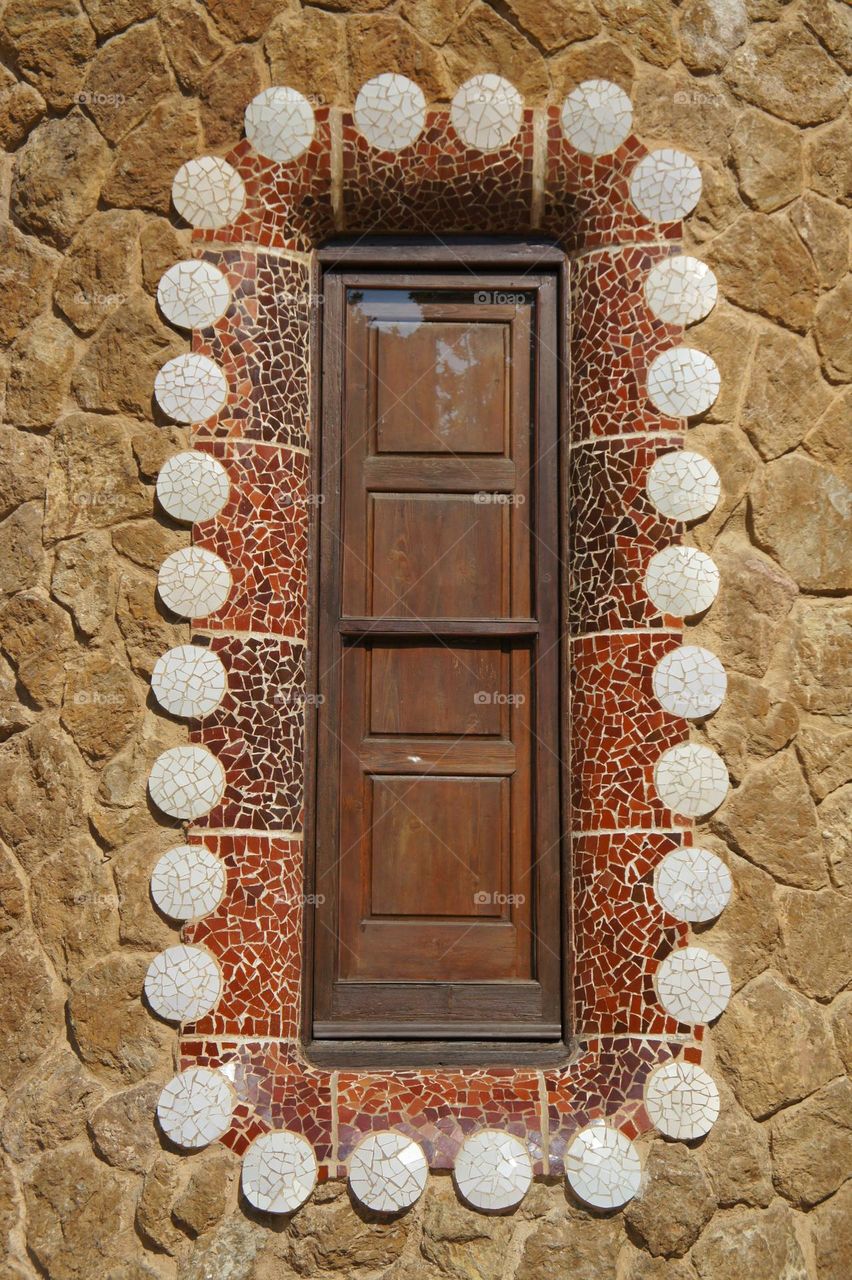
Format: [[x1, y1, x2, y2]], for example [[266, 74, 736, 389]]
[[176, 105, 706, 1171]]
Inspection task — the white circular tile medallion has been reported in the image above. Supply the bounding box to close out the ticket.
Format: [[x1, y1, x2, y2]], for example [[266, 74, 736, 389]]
[[355, 74, 426, 152], [646, 450, 721, 523], [157, 546, 231, 619], [647, 347, 720, 419], [645, 255, 717, 327], [148, 744, 226, 821], [151, 644, 228, 719], [157, 450, 231, 524], [245, 86, 316, 163], [451, 75, 522, 151], [565, 1122, 642, 1210], [654, 742, 729, 818], [560, 79, 632, 157], [157, 1067, 235, 1149], [629, 148, 703, 222], [150, 843, 227, 922], [655, 946, 732, 1024], [348, 1131, 428, 1213], [157, 260, 231, 330], [652, 644, 727, 719], [144, 944, 222, 1023], [242, 1130, 318, 1214], [645, 1061, 720, 1141], [172, 156, 246, 230], [454, 1130, 532, 1212], [654, 845, 733, 923], [645, 545, 720, 617], [154, 353, 228, 425]]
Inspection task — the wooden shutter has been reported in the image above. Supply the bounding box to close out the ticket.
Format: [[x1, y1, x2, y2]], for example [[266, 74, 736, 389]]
[[310, 253, 563, 1056]]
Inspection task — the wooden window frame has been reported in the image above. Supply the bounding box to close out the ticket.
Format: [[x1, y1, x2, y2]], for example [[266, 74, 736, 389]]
[[303, 239, 571, 1068]]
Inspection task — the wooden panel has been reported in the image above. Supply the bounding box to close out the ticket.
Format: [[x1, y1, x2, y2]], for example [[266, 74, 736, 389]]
[[370, 776, 506, 918], [369, 494, 506, 619], [376, 322, 506, 454], [369, 643, 502, 735], [312, 261, 564, 1050]]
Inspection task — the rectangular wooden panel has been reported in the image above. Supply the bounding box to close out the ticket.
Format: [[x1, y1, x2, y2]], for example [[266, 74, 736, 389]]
[[370, 776, 506, 918], [375, 321, 507, 454], [369, 643, 502, 736], [369, 494, 506, 619]]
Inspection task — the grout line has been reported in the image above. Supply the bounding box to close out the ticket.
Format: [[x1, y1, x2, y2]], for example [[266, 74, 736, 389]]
[[187, 827, 304, 839]]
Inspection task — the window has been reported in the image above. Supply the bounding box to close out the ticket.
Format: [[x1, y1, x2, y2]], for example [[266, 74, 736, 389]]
[[307, 245, 565, 1061]]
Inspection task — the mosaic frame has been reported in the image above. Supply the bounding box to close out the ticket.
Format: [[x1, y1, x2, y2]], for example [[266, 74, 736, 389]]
[[147, 77, 733, 1214]]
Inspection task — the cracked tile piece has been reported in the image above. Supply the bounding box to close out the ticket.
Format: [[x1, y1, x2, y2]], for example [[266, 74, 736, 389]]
[[629, 148, 703, 222], [652, 644, 727, 718], [354, 74, 426, 152], [348, 1131, 428, 1213], [157, 546, 231, 619], [150, 843, 227, 921], [645, 545, 720, 616], [644, 255, 717, 326], [242, 1130, 317, 1213], [450, 75, 522, 151], [154, 353, 228, 424], [157, 449, 231, 523], [144, 944, 222, 1023], [151, 644, 228, 718], [245, 87, 316, 164], [654, 946, 732, 1024], [564, 1123, 642, 1209], [645, 1061, 720, 1140], [560, 79, 633, 157], [453, 1130, 532, 1212], [148, 744, 226, 820], [646, 449, 721, 522], [157, 1067, 235, 1149], [647, 347, 720, 418], [654, 742, 729, 817], [654, 845, 732, 923], [157, 259, 231, 329], [172, 156, 246, 230]]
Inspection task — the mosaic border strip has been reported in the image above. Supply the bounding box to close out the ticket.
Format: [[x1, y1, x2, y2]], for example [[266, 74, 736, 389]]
[[145, 75, 734, 1216]]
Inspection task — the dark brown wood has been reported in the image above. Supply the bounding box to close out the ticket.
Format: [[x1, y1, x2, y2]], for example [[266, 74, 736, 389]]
[[307, 244, 566, 1063]]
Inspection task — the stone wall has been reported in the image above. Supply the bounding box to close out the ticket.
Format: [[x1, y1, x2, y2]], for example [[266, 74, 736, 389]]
[[0, 1, 849, 1277]]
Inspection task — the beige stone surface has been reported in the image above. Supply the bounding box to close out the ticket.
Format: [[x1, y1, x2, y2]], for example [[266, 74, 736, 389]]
[[691, 1201, 810, 1280], [769, 1076, 852, 1207], [0, 225, 59, 348], [0, 67, 46, 150], [68, 952, 173, 1083], [502, 0, 600, 52], [714, 972, 842, 1118], [809, 1180, 852, 1280], [11, 111, 110, 248], [731, 110, 801, 211], [724, 24, 847, 125], [711, 747, 825, 888], [740, 325, 831, 460], [708, 212, 818, 333], [624, 1144, 718, 1257], [54, 209, 140, 335], [5, 314, 76, 429], [0, 4, 849, 1275], [516, 1208, 620, 1278]]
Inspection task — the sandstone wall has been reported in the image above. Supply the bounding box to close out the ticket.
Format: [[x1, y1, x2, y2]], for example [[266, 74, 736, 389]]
[[0, 1, 850, 1277]]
